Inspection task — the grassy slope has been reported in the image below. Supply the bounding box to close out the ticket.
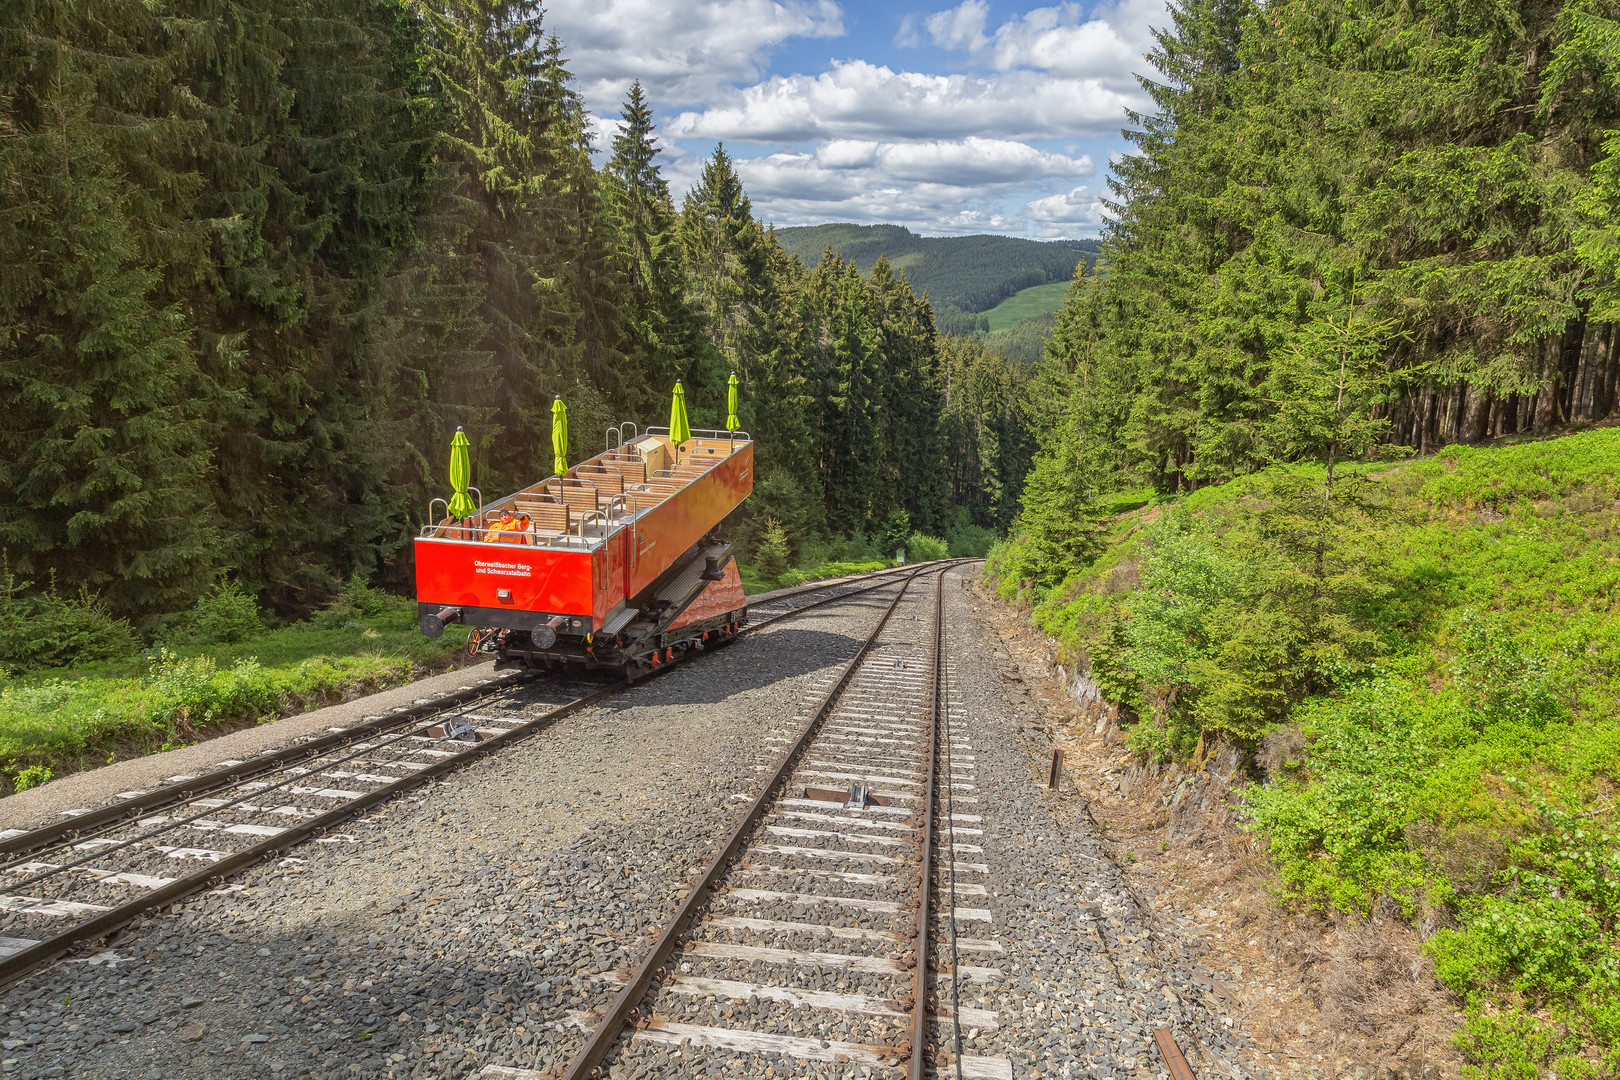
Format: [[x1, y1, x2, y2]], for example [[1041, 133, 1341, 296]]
[[0, 598, 464, 791], [991, 429, 1620, 1077], [985, 280, 1070, 331], [773, 223, 1096, 312]]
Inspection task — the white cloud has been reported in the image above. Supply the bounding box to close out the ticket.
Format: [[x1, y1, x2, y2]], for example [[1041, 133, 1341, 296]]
[[917, 0, 1162, 81], [739, 138, 1090, 193], [722, 141, 1097, 237], [918, 0, 992, 52], [665, 59, 1140, 142], [545, 0, 843, 115], [1023, 184, 1105, 223]]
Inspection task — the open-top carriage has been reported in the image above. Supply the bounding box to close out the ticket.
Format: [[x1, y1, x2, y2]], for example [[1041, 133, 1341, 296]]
[[414, 397, 753, 674]]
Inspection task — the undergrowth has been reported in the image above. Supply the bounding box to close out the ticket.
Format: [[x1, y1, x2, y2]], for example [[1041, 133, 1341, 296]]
[[0, 580, 462, 794], [987, 427, 1620, 1076]]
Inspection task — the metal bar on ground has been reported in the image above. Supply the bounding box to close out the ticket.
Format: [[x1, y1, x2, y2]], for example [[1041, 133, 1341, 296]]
[[1049, 748, 1063, 789], [1153, 1026, 1198, 1080]]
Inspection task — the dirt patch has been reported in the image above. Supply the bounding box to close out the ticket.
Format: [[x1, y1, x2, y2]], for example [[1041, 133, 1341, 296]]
[[968, 578, 1466, 1080]]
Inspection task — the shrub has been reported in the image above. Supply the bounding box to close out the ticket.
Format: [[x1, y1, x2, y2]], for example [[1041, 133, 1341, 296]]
[[176, 578, 264, 644], [842, 532, 884, 562], [1448, 609, 1565, 729], [880, 509, 912, 559], [755, 519, 791, 585], [1454, 1009, 1566, 1080], [0, 562, 138, 672], [945, 515, 997, 557], [146, 649, 280, 728], [338, 576, 393, 617], [12, 764, 51, 792], [907, 532, 949, 562], [312, 576, 399, 628]]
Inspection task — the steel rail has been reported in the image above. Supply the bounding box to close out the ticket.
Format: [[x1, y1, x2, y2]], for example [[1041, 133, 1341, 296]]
[[744, 556, 974, 614], [557, 569, 927, 1080], [0, 678, 632, 989], [0, 671, 538, 859], [0, 568, 930, 990], [910, 568, 946, 1080]]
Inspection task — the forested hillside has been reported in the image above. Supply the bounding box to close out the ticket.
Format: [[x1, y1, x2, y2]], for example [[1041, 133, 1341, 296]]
[[775, 223, 1100, 328], [987, 0, 1620, 1069], [0, 0, 1031, 640]]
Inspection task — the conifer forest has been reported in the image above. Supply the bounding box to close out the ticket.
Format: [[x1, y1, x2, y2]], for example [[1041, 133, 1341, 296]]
[[8, 0, 1620, 1070], [0, 0, 1032, 626]]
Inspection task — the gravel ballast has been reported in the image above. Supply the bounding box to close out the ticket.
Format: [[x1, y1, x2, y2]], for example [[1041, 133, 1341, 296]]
[[1, 572, 1259, 1079]]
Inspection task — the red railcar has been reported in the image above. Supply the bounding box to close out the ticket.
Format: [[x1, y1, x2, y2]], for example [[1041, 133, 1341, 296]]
[[414, 425, 753, 672]]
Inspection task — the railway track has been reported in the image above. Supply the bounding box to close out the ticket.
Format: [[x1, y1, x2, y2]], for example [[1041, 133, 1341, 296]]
[[0, 563, 971, 991], [526, 564, 1013, 1080]]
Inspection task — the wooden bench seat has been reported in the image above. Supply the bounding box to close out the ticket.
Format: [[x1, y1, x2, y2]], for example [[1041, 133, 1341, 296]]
[[513, 499, 569, 534], [558, 485, 599, 513], [576, 466, 625, 494], [601, 455, 647, 485]]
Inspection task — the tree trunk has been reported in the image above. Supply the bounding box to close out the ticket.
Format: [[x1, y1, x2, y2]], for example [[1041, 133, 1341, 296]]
[[1486, 394, 1504, 440], [1420, 376, 1437, 454], [1461, 385, 1489, 444], [1572, 328, 1594, 421], [1454, 382, 1468, 443], [1597, 324, 1617, 420], [1535, 339, 1559, 432]]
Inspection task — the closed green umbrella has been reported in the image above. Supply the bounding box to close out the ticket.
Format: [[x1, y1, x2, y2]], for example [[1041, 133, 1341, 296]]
[[726, 371, 740, 432], [669, 380, 692, 461], [448, 427, 477, 519], [551, 396, 569, 476]]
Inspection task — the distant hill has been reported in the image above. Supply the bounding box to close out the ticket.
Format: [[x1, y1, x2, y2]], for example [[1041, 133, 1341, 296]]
[[774, 224, 1101, 314]]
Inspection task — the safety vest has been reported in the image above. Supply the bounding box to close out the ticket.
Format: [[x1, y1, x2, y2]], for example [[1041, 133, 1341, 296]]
[[483, 513, 532, 544]]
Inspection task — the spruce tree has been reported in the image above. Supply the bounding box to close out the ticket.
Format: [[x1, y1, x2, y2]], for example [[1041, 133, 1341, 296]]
[[0, 0, 221, 619], [415, 0, 588, 493], [605, 82, 709, 410]]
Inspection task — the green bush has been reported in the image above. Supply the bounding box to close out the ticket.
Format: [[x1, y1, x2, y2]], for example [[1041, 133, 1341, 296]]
[[880, 509, 912, 559], [12, 764, 51, 792], [1449, 609, 1565, 729], [0, 564, 138, 673], [906, 532, 949, 563], [311, 576, 395, 629], [945, 515, 997, 557], [754, 519, 791, 586], [177, 578, 264, 644], [1454, 1009, 1567, 1080]]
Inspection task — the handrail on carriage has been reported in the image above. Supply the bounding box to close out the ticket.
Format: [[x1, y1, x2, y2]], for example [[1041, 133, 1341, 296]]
[[644, 425, 752, 442]]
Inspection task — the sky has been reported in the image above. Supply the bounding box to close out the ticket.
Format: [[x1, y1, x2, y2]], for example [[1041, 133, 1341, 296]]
[[545, 0, 1168, 240]]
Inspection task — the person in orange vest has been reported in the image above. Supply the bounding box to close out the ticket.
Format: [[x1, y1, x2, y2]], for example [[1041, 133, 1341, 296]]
[[482, 512, 532, 544]]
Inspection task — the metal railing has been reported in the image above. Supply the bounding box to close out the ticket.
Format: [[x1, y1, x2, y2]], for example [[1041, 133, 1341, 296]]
[[419, 423, 748, 546]]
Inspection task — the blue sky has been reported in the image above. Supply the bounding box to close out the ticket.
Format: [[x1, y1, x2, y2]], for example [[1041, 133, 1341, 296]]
[[546, 0, 1167, 238]]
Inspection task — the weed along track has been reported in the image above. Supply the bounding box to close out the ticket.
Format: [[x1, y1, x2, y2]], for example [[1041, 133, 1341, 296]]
[[0, 569, 958, 994], [538, 567, 1020, 1080]]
